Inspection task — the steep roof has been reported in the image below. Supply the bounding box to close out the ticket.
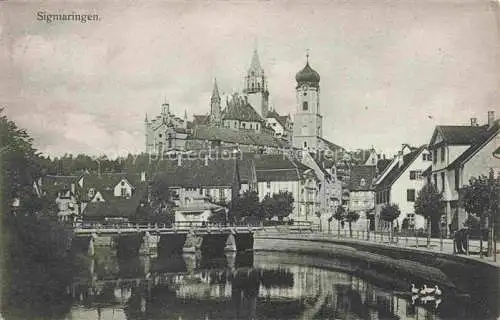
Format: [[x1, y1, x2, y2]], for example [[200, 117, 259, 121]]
[[79, 172, 144, 202], [188, 125, 284, 148], [349, 165, 377, 191], [377, 146, 429, 189], [376, 159, 391, 174], [151, 157, 252, 188], [42, 175, 79, 198], [222, 95, 263, 122], [318, 137, 345, 152], [430, 124, 489, 147], [448, 120, 499, 169], [251, 154, 313, 182]]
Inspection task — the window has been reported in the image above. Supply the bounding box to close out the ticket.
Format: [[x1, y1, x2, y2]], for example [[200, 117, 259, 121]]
[[168, 133, 173, 148], [304, 141, 308, 148], [121, 181, 125, 186], [441, 172, 445, 193], [242, 123, 246, 129], [302, 101, 308, 111], [423, 153, 432, 161], [454, 168, 460, 190], [410, 170, 422, 180], [266, 192, 270, 197], [407, 189, 416, 202], [199, 188, 203, 195], [266, 181, 271, 189], [441, 147, 445, 162], [303, 92, 307, 96], [121, 188, 126, 197], [433, 174, 437, 186], [219, 189, 224, 201], [433, 149, 437, 164]]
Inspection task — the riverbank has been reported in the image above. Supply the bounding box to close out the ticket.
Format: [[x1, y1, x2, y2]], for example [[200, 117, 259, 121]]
[[254, 231, 500, 316]]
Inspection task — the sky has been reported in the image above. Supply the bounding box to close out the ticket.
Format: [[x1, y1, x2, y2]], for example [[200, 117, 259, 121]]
[[1, 0, 499, 158]]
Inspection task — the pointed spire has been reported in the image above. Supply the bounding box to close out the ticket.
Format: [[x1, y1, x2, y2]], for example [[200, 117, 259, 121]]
[[144, 113, 148, 122], [249, 48, 263, 72], [184, 109, 187, 119], [211, 78, 220, 100], [306, 49, 310, 64]]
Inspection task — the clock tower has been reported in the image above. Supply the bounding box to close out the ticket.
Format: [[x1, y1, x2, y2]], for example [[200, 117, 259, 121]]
[[292, 53, 322, 151]]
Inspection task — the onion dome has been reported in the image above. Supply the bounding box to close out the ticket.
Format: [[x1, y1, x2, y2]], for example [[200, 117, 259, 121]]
[[296, 52, 320, 86], [296, 62, 320, 84]]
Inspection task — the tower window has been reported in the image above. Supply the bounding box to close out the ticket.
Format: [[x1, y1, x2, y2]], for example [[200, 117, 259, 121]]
[[304, 141, 308, 148], [302, 101, 308, 111], [303, 92, 307, 96]]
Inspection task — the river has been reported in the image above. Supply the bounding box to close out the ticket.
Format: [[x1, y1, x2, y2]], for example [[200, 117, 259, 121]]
[[2, 249, 497, 320]]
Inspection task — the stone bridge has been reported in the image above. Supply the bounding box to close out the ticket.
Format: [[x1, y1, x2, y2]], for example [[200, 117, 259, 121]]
[[71, 222, 263, 257]]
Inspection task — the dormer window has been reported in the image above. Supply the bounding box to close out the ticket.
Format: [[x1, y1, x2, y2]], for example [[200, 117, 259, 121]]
[[121, 181, 125, 186], [88, 188, 95, 198], [360, 178, 366, 187]]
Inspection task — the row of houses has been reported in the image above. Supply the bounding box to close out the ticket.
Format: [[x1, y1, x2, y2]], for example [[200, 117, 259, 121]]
[[346, 111, 499, 234], [39, 152, 342, 226]]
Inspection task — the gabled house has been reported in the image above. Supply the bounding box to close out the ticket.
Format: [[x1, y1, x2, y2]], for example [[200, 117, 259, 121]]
[[428, 111, 499, 233], [253, 153, 320, 222], [348, 165, 377, 231], [298, 151, 342, 227], [78, 172, 149, 222], [40, 175, 80, 222], [374, 145, 432, 231]]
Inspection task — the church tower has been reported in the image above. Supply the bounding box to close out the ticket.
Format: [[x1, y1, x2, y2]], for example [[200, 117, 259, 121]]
[[292, 52, 322, 151], [243, 49, 269, 117], [210, 78, 222, 127]]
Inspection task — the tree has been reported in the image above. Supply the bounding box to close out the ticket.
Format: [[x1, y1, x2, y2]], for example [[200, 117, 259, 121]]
[[142, 173, 177, 224], [332, 206, 345, 237], [414, 183, 444, 246], [345, 210, 360, 237], [272, 191, 294, 221], [380, 203, 401, 241], [461, 173, 500, 256], [1, 110, 74, 316], [258, 191, 294, 223], [229, 190, 261, 223]]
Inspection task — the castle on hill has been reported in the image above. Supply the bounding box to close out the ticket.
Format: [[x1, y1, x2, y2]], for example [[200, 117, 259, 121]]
[[144, 49, 344, 157]]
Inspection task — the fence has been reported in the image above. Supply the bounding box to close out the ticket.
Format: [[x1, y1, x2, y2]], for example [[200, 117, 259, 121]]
[[262, 220, 499, 264]]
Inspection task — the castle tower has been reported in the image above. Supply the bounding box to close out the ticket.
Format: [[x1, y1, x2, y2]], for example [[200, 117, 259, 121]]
[[292, 52, 322, 151], [243, 49, 269, 117], [210, 78, 222, 127]]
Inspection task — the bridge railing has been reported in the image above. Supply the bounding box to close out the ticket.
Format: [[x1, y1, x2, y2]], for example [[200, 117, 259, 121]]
[[73, 221, 263, 231]]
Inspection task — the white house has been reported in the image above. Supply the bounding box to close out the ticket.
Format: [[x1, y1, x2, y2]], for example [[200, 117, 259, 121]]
[[428, 111, 499, 232], [374, 145, 432, 231]]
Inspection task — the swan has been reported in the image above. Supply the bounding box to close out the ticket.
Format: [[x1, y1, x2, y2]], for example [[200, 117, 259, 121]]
[[411, 283, 419, 295], [419, 284, 429, 295], [434, 285, 442, 296], [420, 284, 435, 295], [435, 298, 442, 309]]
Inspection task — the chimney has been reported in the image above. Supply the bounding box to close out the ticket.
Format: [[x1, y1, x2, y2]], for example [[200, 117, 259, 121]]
[[204, 154, 209, 166], [488, 111, 495, 129], [141, 171, 146, 182], [398, 150, 404, 167], [177, 153, 182, 166], [470, 117, 478, 127]]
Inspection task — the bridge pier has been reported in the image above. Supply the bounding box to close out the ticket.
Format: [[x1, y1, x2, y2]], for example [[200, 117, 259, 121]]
[[139, 232, 158, 256], [225, 234, 237, 252], [183, 232, 202, 253]]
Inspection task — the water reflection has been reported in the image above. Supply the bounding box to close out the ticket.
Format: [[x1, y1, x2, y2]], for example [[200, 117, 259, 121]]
[[57, 251, 490, 320], [3, 245, 495, 320]]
